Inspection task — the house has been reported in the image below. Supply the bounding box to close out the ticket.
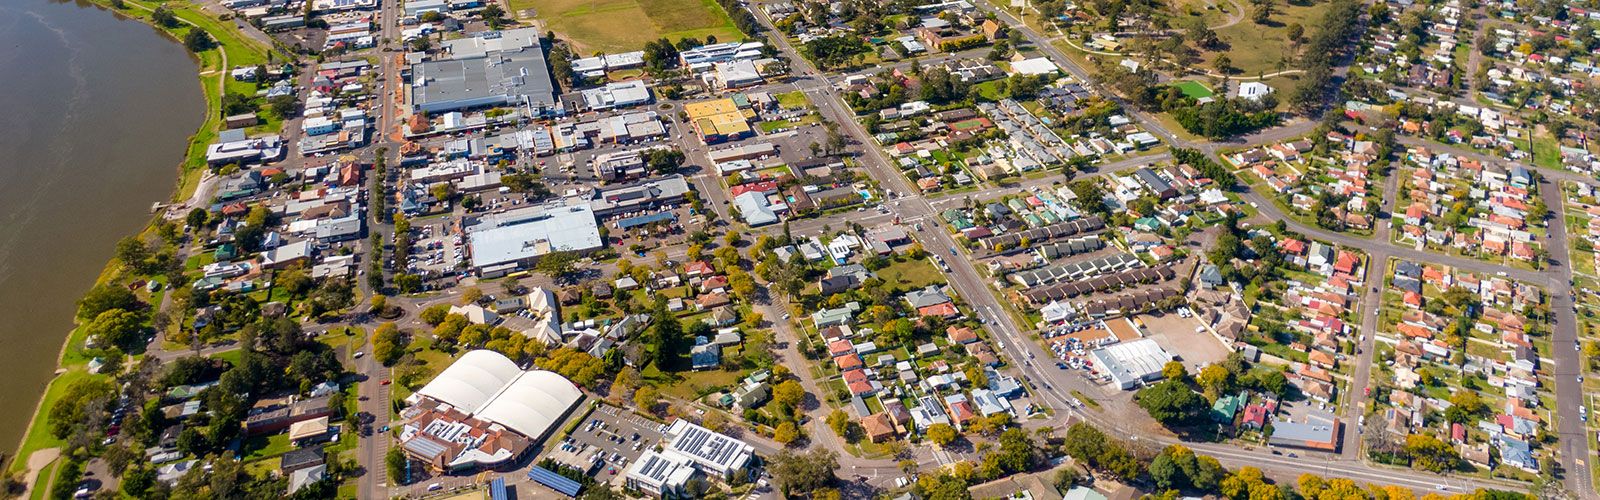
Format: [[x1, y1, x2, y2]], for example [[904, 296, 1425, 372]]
[[861, 413, 898, 442], [1238, 82, 1274, 101]]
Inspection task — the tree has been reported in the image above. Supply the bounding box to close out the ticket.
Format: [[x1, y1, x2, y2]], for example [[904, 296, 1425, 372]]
[[386, 448, 409, 484], [633, 385, 660, 414], [927, 423, 958, 447], [1213, 55, 1233, 74], [372, 323, 404, 366], [773, 379, 804, 414], [827, 409, 853, 439], [1197, 364, 1234, 399], [536, 250, 580, 282], [86, 308, 146, 351], [151, 5, 178, 27], [774, 421, 800, 445], [49, 377, 116, 439], [183, 28, 213, 52], [420, 304, 450, 326], [767, 448, 838, 494], [78, 284, 140, 320], [1404, 434, 1460, 473], [1162, 361, 1189, 381], [702, 411, 729, 432], [1137, 379, 1207, 425], [645, 149, 687, 174], [1286, 23, 1304, 42]]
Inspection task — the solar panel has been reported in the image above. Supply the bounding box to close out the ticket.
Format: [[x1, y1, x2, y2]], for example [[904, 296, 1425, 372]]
[[526, 467, 581, 497]]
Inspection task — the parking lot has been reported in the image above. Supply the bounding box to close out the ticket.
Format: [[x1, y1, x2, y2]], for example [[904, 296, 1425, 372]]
[[406, 219, 464, 275], [550, 404, 667, 482], [1139, 311, 1233, 371]]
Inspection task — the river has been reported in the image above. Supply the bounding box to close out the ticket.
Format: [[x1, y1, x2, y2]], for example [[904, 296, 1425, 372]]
[[0, 0, 205, 455]]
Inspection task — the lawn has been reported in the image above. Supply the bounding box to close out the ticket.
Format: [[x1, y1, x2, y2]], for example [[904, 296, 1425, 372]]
[[1209, 2, 1330, 76], [1174, 80, 1215, 99], [520, 0, 745, 54], [775, 91, 810, 109], [876, 259, 944, 293], [1532, 133, 1561, 170], [242, 432, 294, 461]]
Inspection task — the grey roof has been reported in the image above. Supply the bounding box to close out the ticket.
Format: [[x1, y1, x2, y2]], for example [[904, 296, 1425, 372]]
[[412, 28, 556, 113], [468, 202, 602, 269]]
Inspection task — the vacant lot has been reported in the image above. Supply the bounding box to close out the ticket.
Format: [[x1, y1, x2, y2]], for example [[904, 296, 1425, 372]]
[[516, 0, 744, 54]]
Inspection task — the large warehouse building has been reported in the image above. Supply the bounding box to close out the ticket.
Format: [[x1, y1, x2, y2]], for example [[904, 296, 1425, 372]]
[[465, 201, 603, 277], [411, 27, 560, 115], [399, 350, 584, 472], [1088, 338, 1174, 390]]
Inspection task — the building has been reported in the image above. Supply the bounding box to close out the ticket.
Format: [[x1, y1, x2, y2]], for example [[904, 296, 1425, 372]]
[[1087, 338, 1174, 390], [1268, 419, 1342, 452], [588, 175, 692, 216], [466, 201, 603, 276], [684, 98, 753, 143], [710, 60, 763, 89], [411, 28, 559, 115], [205, 132, 285, 166], [623, 420, 755, 497], [678, 41, 765, 72], [399, 350, 584, 472], [580, 80, 653, 110], [733, 191, 779, 226], [1238, 82, 1274, 101]]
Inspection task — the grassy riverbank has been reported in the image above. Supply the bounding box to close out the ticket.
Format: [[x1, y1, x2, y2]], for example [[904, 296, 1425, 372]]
[[9, 0, 283, 483]]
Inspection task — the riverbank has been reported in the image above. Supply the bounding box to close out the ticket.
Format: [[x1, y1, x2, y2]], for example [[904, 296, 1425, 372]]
[[9, 0, 285, 489]]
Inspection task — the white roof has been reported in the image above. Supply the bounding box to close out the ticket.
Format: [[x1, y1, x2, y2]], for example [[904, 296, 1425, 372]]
[[1089, 338, 1173, 389], [413, 350, 584, 440], [1010, 57, 1060, 76], [414, 350, 524, 413], [475, 370, 584, 439]]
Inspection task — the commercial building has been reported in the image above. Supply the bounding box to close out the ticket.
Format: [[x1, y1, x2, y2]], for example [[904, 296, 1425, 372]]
[[570, 50, 646, 78], [678, 41, 766, 72], [623, 420, 755, 497], [411, 28, 559, 115], [205, 131, 285, 166], [589, 175, 692, 217], [400, 350, 585, 472], [579, 80, 653, 110], [683, 98, 753, 143], [1087, 338, 1174, 390], [1267, 419, 1342, 452], [466, 202, 603, 276], [710, 60, 763, 89], [733, 191, 780, 226]]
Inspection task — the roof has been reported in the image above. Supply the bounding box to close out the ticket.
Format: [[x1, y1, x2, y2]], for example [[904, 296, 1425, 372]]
[[412, 350, 583, 439], [467, 202, 602, 269], [663, 419, 754, 475], [1088, 338, 1173, 388], [412, 28, 556, 113], [527, 466, 582, 497], [288, 416, 331, 440]]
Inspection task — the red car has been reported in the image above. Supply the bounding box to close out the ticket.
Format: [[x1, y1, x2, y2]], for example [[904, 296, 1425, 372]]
[[381, 379, 392, 386]]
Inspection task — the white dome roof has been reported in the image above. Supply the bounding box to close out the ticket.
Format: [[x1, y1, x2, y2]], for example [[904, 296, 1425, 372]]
[[415, 350, 523, 413], [475, 370, 584, 439]]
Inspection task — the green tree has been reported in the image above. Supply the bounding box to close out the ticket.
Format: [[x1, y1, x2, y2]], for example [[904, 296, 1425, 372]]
[[1136, 379, 1207, 425], [183, 28, 213, 52], [767, 448, 838, 494], [386, 448, 409, 484], [151, 5, 178, 27], [86, 308, 146, 351], [536, 250, 580, 282], [77, 284, 140, 320]]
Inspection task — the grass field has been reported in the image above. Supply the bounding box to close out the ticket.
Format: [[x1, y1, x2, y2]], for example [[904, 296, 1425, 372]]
[[1174, 80, 1214, 99], [1209, 2, 1329, 76], [516, 0, 745, 54]]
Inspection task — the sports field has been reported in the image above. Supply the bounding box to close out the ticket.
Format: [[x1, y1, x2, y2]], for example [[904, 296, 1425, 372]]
[[1174, 81, 1214, 99], [514, 0, 745, 54]]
